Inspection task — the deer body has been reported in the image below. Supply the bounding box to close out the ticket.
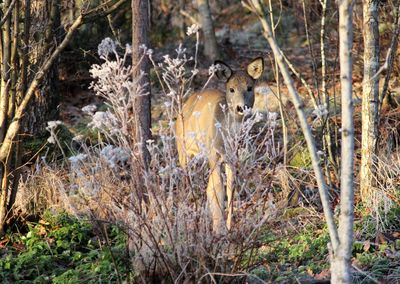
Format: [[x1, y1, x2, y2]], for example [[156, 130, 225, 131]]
[[175, 58, 264, 234]]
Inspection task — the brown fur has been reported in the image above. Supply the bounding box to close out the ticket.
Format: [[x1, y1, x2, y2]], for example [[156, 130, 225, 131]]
[[175, 58, 264, 233]]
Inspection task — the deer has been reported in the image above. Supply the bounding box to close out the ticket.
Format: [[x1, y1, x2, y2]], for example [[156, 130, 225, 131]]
[[175, 57, 264, 234]]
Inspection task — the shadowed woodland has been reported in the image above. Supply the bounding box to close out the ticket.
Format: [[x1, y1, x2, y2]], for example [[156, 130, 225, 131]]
[[0, 0, 399, 283]]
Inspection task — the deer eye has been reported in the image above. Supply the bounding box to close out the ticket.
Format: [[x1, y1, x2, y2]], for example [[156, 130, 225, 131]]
[[229, 88, 235, 93], [247, 86, 253, 92]]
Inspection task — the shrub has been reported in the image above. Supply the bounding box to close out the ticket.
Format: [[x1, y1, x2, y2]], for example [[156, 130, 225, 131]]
[[18, 31, 282, 282]]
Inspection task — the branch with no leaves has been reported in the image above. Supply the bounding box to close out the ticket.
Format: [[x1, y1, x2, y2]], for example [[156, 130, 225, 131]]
[[180, 10, 199, 25], [0, 0, 17, 28], [280, 51, 319, 109], [370, 47, 391, 82]]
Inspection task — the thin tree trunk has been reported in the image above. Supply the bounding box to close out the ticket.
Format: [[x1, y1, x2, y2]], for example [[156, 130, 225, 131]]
[[196, 0, 219, 61], [360, 0, 379, 204], [0, 0, 13, 234], [331, 1, 355, 283], [8, 0, 19, 122], [8, 0, 31, 212], [321, 0, 338, 174], [380, 1, 400, 111], [132, 0, 152, 169], [268, 0, 288, 165], [0, 0, 12, 142]]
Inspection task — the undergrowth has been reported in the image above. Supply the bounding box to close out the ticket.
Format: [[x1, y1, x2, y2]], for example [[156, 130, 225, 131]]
[[0, 212, 129, 283]]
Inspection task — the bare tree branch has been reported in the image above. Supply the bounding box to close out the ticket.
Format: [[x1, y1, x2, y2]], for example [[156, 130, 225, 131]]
[[0, 0, 17, 28]]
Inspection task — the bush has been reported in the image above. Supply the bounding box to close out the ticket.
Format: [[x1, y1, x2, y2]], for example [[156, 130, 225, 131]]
[[19, 33, 282, 282]]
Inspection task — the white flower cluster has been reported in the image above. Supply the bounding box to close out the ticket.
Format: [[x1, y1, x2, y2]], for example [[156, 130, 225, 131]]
[[46, 120, 63, 131], [186, 24, 200, 36], [100, 145, 130, 168], [312, 104, 329, 119], [68, 153, 88, 165], [208, 64, 218, 76], [267, 111, 278, 121], [98, 37, 117, 58], [125, 43, 132, 54], [47, 136, 56, 144], [88, 111, 120, 135], [82, 104, 97, 115], [139, 44, 154, 56], [267, 111, 278, 128], [90, 61, 129, 88], [46, 121, 63, 144], [162, 51, 187, 74]]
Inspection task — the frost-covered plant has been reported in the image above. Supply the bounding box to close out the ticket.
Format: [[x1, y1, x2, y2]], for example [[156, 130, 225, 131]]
[[45, 120, 63, 144], [37, 35, 282, 282]]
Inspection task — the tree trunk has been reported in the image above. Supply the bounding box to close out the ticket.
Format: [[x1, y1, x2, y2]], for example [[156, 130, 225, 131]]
[[331, 1, 355, 283], [360, 0, 379, 204], [132, 0, 152, 169], [0, 0, 13, 235], [196, 0, 219, 61], [22, 0, 61, 135], [0, 0, 12, 142]]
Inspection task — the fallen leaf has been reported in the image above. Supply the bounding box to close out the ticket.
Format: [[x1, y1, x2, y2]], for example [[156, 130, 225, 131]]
[[363, 240, 371, 251]]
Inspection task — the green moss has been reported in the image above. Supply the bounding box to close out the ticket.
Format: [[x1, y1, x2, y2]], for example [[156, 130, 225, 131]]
[[282, 207, 309, 220], [289, 146, 312, 168]]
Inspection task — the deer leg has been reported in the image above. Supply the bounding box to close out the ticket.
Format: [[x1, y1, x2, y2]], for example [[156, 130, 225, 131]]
[[207, 162, 225, 234], [225, 163, 234, 230]]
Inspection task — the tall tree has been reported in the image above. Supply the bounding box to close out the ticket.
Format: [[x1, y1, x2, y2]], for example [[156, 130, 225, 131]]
[[0, 0, 12, 142], [360, 0, 380, 204], [132, 0, 152, 169], [331, 1, 355, 283], [0, 0, 14, 235], [196, 0, 219, 61]]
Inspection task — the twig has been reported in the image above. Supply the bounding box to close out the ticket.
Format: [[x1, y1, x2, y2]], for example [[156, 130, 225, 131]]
[[180, 10, 199, 25], [301, 0, 320, 103], [268, 0, 288, 165], [281, 51, 319, 110], [380, 0, 400, 107], [0, 0, 17, 28]]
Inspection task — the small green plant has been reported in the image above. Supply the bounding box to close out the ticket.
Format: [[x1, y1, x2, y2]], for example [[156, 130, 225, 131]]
[[253, 224, 330, 282], [0, 212, 130, 283]]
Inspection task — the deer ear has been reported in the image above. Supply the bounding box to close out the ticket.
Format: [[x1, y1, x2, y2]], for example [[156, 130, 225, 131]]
[[247, 57, 264, 79], [214, 60, 232, 82]]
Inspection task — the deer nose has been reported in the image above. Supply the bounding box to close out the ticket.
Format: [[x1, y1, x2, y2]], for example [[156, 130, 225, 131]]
[[236, 105, 251, 114]]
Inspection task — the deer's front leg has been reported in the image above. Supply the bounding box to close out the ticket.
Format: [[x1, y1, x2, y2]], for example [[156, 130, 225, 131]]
[[207, 161, 225, 234], [225, 163, 234, 231]]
